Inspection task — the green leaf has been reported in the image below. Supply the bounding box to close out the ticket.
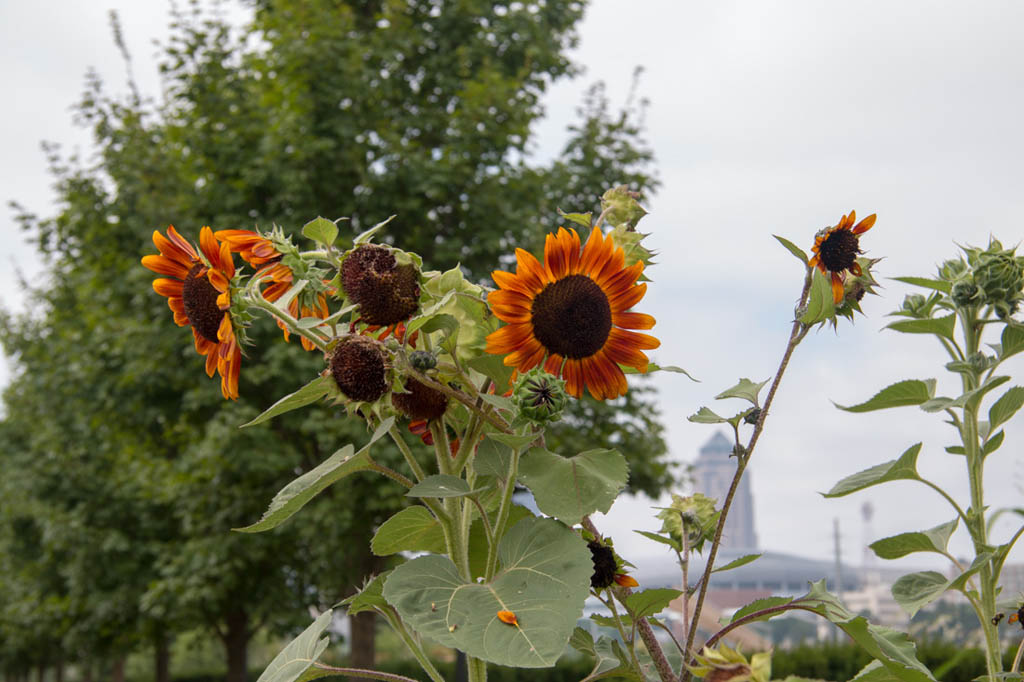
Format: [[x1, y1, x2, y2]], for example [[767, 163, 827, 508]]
[[624, 588, 683, 619], [989, 386, 1024, 431], [557, 210, 593, 228], [256, 610, 333, 682], [835, 380, 936, 412], [1000, 324, 1024, 361], [800, 581, 936, 681], [487, 432, 542, 450], [406, 474, 477, 498], [466, 353, 515, 391], [474, 437, 514, 478], [713, 553, 762, 574], [340, 573, 391, 616], [891, 553, 990, 617], [353, 215, 395, 244], [869, 519, 958, 559], [633, 529, 682, 553], [729, 596, 794, 624], [774, 234, 810, 264], [383, 517, 592, 667], [983, 430, 1005, 457], [569, 629, 643, 681], [621, 363, 698, 381], [238, 418, 394, 532], [688, 406, 727, 424], [799, 267, 837, 325], [301, 217, 339, 246], [518, 448, 628, 525], [715, 378, 769, 406], [823, 443, 922, 498], [242, 376, 333, 427], [891, 276, 952, 294], [886, 314, 956, 342], [371, 507, 446, 556], [477, 392, 514, 412], [850, 660, 909, 682]]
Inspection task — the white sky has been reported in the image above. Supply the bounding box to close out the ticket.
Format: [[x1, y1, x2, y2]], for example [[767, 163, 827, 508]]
[[3, 1, 1024, 582]]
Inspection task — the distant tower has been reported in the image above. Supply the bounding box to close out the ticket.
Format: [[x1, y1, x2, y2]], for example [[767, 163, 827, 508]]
[[693, 431, 758, 550], [861, 501, 878, 585]]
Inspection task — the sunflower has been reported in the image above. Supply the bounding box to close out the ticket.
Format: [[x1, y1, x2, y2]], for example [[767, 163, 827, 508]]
[[808, 210, 877, 304], [216, 228, 330, 351], [142, 226, 242, 400], [485, 226, 659, 400]]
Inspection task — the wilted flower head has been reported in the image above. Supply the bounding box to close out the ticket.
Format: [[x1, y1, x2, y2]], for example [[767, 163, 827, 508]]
[[392, 378, 448, 421], [808, 210, 877, 304], [342, 243, 421, 326], [329, 335, 388, 403]]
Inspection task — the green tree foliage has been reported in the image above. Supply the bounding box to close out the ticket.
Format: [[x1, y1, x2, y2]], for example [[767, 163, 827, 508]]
[[0, 0, 672, 678]]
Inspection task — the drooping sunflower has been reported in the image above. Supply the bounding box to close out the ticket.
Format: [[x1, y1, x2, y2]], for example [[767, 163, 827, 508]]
[[485, 226, 659, 400], [808, 210, 877, 304], [142, 226, 242, 400], [215, 228, 330, 351]]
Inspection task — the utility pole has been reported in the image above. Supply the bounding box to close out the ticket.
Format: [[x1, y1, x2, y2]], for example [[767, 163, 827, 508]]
[[833, 517, 844, 643]]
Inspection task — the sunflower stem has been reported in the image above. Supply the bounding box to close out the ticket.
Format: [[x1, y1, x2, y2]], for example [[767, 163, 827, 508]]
[[381, 609, 447, 682], [248, 291, 329, 351], [388, 424, 428, 482], [406, 366, 513, 434], [484, 446, 521, 581], [681, 272, 813, 680]]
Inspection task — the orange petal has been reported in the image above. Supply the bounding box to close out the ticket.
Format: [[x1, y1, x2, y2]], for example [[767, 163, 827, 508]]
[[488, 288, 533, 309], [152, 278, 183, 298], [485, 323, 535, 354], [852, 213, 876, 235], [515, 248, 549, 291], [199, 226, 220, 265], [608, 282, 647, 312], [612, 311, 655, 330], [497, 610, 518, 626], [614, 574, 639, 588], [578, 227, 608, 274], [598, 260, 643, 294], [142, 254, 189, 279], [492, 269, 534, 297], [205, 345, 218, 377], [850, 262, 863, 277], [609, 327, 660, 351], [218, 239, 236, 278], [831, 273, 845, 303], [563, 360, 583, 398]]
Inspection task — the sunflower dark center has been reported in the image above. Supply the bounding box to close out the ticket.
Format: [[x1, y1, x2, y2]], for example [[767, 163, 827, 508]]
[[531, 274, 612, 359], [182, 264, 224, 343], [818, 229, 860, 273], [330, 336, 387, 403]]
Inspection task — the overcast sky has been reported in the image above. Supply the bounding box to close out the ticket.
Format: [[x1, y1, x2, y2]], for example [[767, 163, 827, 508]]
[[3, 1, 1024, 582]]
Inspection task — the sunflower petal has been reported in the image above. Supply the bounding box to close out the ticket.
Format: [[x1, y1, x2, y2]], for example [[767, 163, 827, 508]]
[[152, 278, 184, 298], [831, 273, 845, 303], [515, 248, 549, 291], [612, 311, 656, 330], [608, 282, 647, 312], [609, 327, 660, 351], [852, 213, 876, 235], [492, 269, 534, 297], [142, 254, 190, 279], [199, 226, 220, 265], [485, 323, 534, 354]]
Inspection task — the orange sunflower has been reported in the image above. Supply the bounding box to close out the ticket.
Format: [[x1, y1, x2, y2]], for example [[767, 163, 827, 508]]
[[215, 229, 330, 351], [142, 226, 242, 400], [485, 226, 659, 400], [808, 210, 877, 304]]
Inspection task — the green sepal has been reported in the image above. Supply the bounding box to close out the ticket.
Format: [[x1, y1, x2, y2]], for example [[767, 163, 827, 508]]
[[773, 234, 810, 264]]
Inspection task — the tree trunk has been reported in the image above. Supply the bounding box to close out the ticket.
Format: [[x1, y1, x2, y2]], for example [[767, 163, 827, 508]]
[[347, 610, 377, 673], [154, 628, 171, 682], [35, 666, 43, 682], [224, 607, 250, 682], [54, 660, 64, 682], [111, 657, 125, 682]]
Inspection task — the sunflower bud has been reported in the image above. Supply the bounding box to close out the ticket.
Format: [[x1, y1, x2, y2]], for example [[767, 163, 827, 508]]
[[329, 336, 388, 403], [512, 368, 569, 424], [392, 378, 448, 421], [973, 245, 1024, 318], [657, 493, 720, 552], [341, 244, 421, 325], [951, 281, 981, 308], [689, 645, 771, 682], [409, 350, 437, 372]]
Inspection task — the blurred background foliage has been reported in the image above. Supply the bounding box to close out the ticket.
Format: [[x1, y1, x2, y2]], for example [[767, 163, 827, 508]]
[[0, 0, 674, 680]]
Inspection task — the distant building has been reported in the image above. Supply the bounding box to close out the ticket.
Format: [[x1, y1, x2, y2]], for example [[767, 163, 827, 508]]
[[693, 431, 758, 550]]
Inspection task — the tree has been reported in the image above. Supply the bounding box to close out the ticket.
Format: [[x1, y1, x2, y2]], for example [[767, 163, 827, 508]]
[[1, 1, 674, 678]]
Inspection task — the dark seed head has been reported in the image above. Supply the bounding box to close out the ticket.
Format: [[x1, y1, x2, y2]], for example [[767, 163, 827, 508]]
[[329, 336, 388, 403], [818, 228, 861, 273], [342, 244, 420, 325], [391, 378, 448, 420], [588, 541, 617, 589], [182, 264, 224, 343], [531, 274, 612, 359]]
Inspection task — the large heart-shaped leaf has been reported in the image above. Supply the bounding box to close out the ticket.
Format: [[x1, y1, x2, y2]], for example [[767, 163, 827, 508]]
[[383, 517, 591, 667], [517, 447, 628, 525], [371, 507, 446, 556]]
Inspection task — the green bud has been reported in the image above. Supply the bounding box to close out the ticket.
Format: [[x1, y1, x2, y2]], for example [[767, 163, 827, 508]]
[[657, 493, 720, 552], [600, 185, 648, 229], [409, 350, 437, 372], [743, 408, 761, 425], [512, 368, 569, 424], [951, 280, 980, 307], [973, 244, 1024, 318]]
